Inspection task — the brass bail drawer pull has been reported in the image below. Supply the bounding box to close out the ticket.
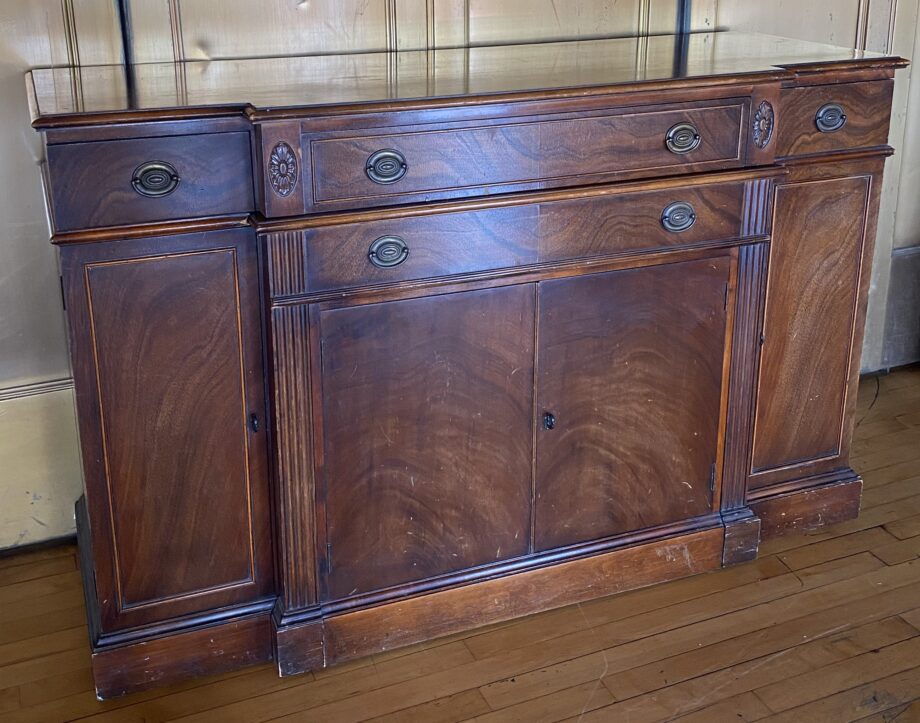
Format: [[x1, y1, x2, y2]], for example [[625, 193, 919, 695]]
[[132, 161, 180, 197], [815, 103, 848, 133], [665, 123, 702, 154], [368, 236, 410, 268], [661, 201, 697, 233], [366, 149, 408, 184]]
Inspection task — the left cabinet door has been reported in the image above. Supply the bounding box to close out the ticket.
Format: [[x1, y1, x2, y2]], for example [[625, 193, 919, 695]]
[[62, 228, 274, 633], [315, 285, 536, 600]]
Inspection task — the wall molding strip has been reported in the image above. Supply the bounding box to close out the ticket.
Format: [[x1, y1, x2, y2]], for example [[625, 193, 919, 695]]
[[0, 378, 75, 403]]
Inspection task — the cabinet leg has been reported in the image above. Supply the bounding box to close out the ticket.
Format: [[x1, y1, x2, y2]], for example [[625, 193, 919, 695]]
[[273, 614, 324, 677], [722, 509, 761, 565]]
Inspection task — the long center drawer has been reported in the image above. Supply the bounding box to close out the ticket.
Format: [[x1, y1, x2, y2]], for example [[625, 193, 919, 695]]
[[265, 173, 772, 299], [291, 97, 751, 215]]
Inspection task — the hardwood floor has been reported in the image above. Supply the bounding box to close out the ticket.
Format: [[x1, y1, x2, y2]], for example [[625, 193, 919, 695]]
[[1, 365, 919, 722]]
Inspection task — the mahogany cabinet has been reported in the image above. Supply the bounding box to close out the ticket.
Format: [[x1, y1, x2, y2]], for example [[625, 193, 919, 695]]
[[27, 31, 906, 697]]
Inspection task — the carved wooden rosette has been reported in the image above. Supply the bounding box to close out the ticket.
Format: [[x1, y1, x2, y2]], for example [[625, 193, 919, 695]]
[[258, 122, 307, 218]]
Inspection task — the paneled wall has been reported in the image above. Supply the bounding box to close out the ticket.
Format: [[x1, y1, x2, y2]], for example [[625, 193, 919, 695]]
[[0, 0, 915, 548], [715, 0, 919, 372], [125, 0, 714, 61], [0, 1, 120, 548]]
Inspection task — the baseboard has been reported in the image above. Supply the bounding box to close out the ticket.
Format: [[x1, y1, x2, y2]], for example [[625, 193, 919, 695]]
[[274, 525, 727, 676], [0, 532, 76, 558], [91, 611, 274, 699]]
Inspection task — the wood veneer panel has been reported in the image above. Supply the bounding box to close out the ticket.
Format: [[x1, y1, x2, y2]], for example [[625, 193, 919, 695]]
[[316, 285, 536, 599], [308, 102, 745, 211], [751, 175, 870, 479], [47, 132, 254, 232], [534, 256, 731, 551], [267, 180, 746, 298], [776, 80, 893, 158], [62, 230, 273, 632]]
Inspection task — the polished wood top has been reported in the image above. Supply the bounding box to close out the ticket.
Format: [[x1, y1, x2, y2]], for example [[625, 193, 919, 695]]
[[28, 31, 906, 128]]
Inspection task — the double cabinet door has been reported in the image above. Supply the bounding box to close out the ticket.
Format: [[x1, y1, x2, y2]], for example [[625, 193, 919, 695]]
[[315, 255, 733, 600]]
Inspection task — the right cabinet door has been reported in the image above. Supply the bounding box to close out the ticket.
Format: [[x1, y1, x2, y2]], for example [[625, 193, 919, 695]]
[[534, 256, 731, 551], [749, 171, 875, 490]]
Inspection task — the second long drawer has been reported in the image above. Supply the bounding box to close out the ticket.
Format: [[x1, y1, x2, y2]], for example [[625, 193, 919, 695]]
[[265, 173, 773, 299]]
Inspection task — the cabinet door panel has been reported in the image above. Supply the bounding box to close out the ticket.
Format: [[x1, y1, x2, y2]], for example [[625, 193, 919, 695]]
[[750, 175, 870, 484], [534, 257, 730, 551], [63, 229, 272, 632], [318, 286, 535, 600]]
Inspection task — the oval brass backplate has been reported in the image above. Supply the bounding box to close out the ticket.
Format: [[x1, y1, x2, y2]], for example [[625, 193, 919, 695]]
[[368, 236, 410, 268], [132, 161, 180, 198]]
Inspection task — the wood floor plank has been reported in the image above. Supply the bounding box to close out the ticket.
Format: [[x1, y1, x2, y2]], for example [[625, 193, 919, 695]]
[[863, 477, 920, 510], [16, 665, 95, 708], [0, 556, 76, 588], [886, 515, 920, 541], [755, 636, 920, 714], [791, 551, 886, 588], [368, 689, 492, 723], [854, 417, 910, 441], [777, 528, 898, 570], [0, 573, 83, 626], [874, 536, 920, 566], [0, 684, 21, 715], [603, 600, 919, 702], [0, 604, 85, 647], [665, 692, 774, 722], [472, 679, 615, 723], [610, 621, 906, 723], [870, 698, 920, 721], [852, 427, 920, 457], [0, 571, 82, 609], [437, 562, 917, 716], [0, 545, 76, 574], [899, 609, 920, 632], [762, 665, 920, 722], [585, 617, 916, 722], [0, 626, 87, 668], [853, 441, 920, 475]]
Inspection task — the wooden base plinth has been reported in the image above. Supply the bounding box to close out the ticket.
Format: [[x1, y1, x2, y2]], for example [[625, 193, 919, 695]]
[[83, 474, 863, 697], [748, 472, 863, 539]]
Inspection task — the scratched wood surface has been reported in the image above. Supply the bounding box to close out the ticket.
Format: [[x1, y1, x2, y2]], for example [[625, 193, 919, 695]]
[[0, 364, 918, 722]]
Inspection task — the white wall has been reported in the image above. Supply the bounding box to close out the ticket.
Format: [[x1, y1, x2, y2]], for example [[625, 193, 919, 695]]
[[0, 2, 121, 548]]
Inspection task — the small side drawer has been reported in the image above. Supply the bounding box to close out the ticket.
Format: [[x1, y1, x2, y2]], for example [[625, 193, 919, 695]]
[[46, 132, 254, 231], [305, 100, 746, 212], [776, 80, 893, 158], [266, 178, 760, 298]]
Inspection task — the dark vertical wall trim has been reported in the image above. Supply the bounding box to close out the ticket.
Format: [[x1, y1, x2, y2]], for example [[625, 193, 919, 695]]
[[673, 0, 692, 77], [676, 0, 693, 36], [115, 0, 137, 107]]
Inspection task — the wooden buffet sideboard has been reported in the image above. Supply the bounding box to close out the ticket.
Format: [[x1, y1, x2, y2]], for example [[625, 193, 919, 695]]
[[27, 31, 907, 698]]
